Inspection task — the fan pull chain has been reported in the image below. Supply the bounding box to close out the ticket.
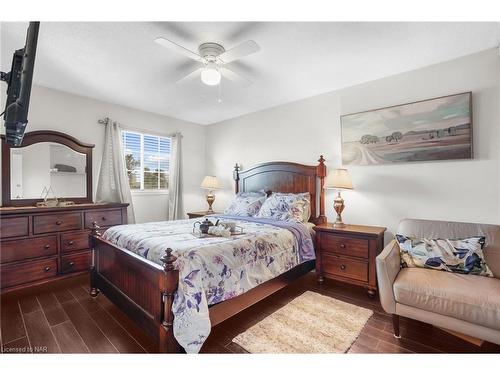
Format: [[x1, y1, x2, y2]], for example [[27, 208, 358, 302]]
[[218, 80, 222, 103]]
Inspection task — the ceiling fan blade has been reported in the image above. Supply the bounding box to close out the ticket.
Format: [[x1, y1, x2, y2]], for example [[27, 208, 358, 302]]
[[220, 67, 252, 86], [176, 67, 203, 84], [218, 40, 260, 64], [154, 37, 203, 62]]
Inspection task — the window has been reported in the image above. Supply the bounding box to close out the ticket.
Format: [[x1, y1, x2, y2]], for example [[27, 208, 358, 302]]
[[121, 130, 171, 192]]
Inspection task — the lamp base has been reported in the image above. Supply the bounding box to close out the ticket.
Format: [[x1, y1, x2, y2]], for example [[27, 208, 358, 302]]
[[206, 192, 215, 213], [333, 191, 346, 228], [333, 220, 346, 228]]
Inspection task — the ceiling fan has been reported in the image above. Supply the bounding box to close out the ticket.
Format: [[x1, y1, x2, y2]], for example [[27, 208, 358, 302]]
[[154, 37, 260, 86]]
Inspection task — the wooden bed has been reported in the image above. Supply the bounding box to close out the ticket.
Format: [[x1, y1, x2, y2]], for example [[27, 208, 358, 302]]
[[89, 156, 327, 353]]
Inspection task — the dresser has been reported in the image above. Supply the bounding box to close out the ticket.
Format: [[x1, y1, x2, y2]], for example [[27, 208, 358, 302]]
[[314, 223, 386, 298], [0, 203, 128, 293]]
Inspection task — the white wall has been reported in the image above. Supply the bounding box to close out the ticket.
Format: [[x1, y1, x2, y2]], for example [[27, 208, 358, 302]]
[[206, 49, 500, 240], [1, 85, 208, 223]]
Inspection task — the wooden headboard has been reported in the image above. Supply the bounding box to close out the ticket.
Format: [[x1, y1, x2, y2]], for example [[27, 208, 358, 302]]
[[233, 156, 327, 224]]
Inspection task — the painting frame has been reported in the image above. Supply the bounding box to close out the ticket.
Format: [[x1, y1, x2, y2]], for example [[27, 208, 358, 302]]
[[340, 92, 473, 166]]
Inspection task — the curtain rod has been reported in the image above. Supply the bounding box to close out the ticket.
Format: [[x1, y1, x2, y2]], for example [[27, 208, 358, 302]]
[[97, 116, 182, 138]]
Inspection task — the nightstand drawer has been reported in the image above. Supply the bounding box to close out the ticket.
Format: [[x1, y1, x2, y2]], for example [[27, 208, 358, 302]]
[[322, 253, 368, 282], [320, 233, 369, 258]]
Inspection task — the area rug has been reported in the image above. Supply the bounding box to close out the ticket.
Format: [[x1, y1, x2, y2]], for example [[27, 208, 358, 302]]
[[232, 291, 373, 353]]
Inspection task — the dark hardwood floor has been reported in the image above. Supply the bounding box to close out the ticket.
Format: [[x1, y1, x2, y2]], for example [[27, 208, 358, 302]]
[[1, 272, 499, 354]]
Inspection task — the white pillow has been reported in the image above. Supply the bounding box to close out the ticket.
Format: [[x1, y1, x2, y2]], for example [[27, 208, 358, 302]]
[[255, 192, 311, 223], [224, 191, 267, 217]]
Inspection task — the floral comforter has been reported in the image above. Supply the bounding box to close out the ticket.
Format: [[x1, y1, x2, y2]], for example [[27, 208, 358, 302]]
[[102, 215, 315, 353]]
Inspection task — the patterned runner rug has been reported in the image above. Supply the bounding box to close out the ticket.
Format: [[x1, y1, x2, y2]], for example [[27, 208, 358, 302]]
[[232, 291, 373, 353]]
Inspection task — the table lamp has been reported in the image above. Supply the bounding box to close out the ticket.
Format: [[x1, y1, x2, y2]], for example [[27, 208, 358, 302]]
[[200, 175, 220, 213], [325, 168, 353, 228]]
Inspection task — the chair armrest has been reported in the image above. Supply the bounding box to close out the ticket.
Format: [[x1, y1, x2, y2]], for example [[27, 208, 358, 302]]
[[376, 239, 401, 314]]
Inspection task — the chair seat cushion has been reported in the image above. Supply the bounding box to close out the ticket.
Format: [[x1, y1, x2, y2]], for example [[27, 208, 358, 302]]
[[394, 268, 500, 330]]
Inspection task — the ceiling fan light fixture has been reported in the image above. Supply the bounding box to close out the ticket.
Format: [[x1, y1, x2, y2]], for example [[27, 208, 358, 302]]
[[201, 63, 221, 86], [155, 37, 258, 87]]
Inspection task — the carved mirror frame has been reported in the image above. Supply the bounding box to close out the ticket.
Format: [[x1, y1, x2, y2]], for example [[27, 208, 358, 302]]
[[1, 130, 94, 207]]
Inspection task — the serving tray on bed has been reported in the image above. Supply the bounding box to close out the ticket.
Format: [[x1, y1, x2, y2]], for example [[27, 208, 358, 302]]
[[191, 226, 245, 238]]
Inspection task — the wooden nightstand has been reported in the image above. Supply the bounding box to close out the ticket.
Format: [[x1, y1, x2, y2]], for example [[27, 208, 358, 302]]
[[314, 223, 386, 298], [186, 211, 221, 219]]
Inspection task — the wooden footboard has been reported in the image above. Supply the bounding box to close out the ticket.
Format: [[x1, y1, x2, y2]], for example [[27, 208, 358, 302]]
[[90, 223, 182, 353]]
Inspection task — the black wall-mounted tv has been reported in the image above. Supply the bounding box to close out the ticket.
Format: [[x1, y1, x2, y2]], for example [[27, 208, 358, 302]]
[[0, 22, 40, 146]]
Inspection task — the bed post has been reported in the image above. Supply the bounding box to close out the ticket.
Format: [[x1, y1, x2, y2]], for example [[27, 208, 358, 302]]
[[90, 221, 102, 297], [233, 163, 240, 194], [317, 155, 327, 224], [159, 248, 182, 353]]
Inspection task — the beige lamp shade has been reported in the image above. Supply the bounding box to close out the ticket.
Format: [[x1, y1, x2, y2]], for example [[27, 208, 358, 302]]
[[201, 175, 220, 190], [324, 169, 353, 190]]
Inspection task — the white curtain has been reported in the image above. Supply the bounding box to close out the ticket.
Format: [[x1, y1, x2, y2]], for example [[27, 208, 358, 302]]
[[167, 132, 182, 220], [95, 119, 136, 224]]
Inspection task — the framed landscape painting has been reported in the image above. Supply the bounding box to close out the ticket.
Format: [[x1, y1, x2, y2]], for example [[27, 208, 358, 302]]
[[341, 92, 472, 166]]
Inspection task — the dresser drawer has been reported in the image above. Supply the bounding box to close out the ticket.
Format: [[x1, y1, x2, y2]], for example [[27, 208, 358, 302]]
[[1, 216, 29, 239], [1, 235, 57, 264], [61, 231, 91, 253], [84, 209, 122, 228], [33, 212, 82, 234], [322, 253, 368, 282], [1, 258, 57, 288], [320, 233, 369, 259], [61, 251, 91, 274]]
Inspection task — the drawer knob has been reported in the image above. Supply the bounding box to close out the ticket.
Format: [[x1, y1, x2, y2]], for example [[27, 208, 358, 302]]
[[69, 261, 75, 267], [56, 220, 62, 225], [44, 266, 51, 272], [44, 244, 51, 249], [340, 243, 346, 248], [68, 240, 74, 245], [340, 264, 346, 270]]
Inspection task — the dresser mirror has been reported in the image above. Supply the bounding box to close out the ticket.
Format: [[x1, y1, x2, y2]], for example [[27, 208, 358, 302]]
[[1, 130, 94, 206]]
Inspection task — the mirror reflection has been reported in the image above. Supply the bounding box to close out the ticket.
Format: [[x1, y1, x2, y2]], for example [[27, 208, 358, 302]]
[[10, 142, 87, 200]]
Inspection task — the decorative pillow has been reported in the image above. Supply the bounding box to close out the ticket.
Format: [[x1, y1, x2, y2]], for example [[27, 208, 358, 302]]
[[224, 191, 267, 217], [396, 234, 493, 277], [255, 192, 311, 223]]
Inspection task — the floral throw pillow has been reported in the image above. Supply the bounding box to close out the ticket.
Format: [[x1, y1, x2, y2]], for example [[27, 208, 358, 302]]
[[396, 234, 493, 277], [224, 191, 267, 217], [255, 192, 311, 223]]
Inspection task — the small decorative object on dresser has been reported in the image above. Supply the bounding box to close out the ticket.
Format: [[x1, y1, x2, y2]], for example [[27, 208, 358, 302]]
[[200, 175, 221, 213], [187, 210, 222, 219], [314, 223, 386, 298], [324, 168, 353, 228]]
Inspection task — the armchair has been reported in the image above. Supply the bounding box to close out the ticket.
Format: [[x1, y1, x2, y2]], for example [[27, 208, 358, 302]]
[[376, 218, 500, 345]]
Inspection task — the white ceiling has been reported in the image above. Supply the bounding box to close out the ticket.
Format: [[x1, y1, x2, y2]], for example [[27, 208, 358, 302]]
[[1, 22, 499, 125]]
